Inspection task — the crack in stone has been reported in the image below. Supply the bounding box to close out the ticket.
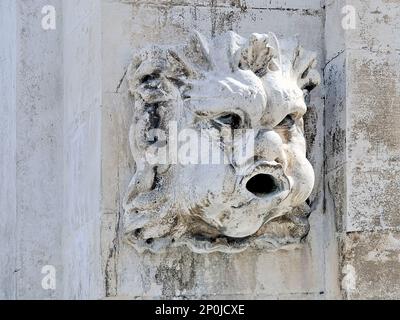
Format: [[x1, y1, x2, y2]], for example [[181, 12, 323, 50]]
[[126, 1, 322, 15], [323, 49, 345, 74], [115, 68, 128, 93]]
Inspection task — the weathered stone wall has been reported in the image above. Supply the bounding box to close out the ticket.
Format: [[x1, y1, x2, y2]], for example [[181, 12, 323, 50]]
[[327, 0, 400, 299], [101, 0, 339, 299], [325, 0, 400, 299], [1, 0, 399, 300], [3, 0, 65, 299], [0, 0, 103, 299], [62, 0, 103, 299]]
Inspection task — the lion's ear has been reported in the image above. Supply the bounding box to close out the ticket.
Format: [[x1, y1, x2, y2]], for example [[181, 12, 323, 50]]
[[129, 62, 167, 103], [127, 54, 143, 96], [127, 48, 192, 103], [183, 30, 213, 72], [239, 33, 279, 77], [127, 49, 176, 103], [292, 46, 321, 92]]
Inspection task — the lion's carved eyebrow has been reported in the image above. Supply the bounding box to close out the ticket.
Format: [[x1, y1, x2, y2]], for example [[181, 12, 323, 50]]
[[194, 110, 251, 129]]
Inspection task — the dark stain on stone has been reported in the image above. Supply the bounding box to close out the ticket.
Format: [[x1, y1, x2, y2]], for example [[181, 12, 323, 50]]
[[210, 0, 217, 37], [155, 251, 197, 297], [304, 104, 318, 157], [351, 60, 400, 152], [331, 128, 346, 156], [230, 0, 248, 12]]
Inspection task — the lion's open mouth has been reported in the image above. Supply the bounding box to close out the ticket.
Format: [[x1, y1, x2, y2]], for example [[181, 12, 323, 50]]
[[246, 173, 280, 197], [241, 160, 290, 201]]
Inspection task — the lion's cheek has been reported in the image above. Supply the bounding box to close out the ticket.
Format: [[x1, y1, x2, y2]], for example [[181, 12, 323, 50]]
[[286, 157, 315, 206]]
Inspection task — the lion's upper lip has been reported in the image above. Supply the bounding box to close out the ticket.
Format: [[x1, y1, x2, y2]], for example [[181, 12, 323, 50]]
[[243, 160, 286, 181], [246, 160, 282, 174]]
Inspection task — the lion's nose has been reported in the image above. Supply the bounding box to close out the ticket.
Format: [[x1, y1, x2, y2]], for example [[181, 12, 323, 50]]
[[246, 173, 279, 197], [253, 129, 284, 165]]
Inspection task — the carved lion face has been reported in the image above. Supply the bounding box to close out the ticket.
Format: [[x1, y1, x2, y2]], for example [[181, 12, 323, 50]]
[[124, 31, 320, 253]]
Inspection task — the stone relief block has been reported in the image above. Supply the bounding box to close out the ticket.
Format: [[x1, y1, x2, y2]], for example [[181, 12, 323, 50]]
[[123, 31, 320, 253]]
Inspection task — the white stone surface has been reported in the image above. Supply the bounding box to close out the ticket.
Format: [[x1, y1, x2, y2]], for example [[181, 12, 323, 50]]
[[62, 0, 103, 299], [14, 0, 64, 299], [0, 0, 17, 300], [0, 0, 103, 300], [325, 0, 400, 299], [2, 0, 399, 300]]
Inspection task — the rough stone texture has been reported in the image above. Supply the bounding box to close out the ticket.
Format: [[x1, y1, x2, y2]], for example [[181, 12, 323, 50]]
[[344, 0, 400, 299], [347, 50, 400, 231], [2, 0, 399, 300], [14, 0, 64, 299], [342, 231, 400, 299], [324, 0, 400, 299], [345, 0, 400, 233]]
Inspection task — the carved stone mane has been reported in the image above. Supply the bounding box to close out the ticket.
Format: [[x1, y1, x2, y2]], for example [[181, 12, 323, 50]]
[[123, 31, 320, 253]]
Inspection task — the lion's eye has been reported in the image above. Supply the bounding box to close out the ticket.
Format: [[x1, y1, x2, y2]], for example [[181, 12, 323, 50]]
[[303, 89, 311, 103], [214, 113, 242, 129], [275, 114, 296, 129]]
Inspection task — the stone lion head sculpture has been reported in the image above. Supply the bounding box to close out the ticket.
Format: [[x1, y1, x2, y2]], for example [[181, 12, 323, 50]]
[[123, 31, 320, 253]]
